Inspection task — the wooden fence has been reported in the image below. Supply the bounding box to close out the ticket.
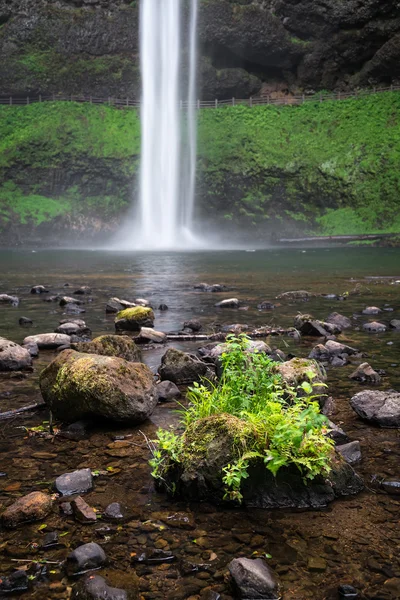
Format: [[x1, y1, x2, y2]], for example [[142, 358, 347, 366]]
[[0, 85, 399, 109]]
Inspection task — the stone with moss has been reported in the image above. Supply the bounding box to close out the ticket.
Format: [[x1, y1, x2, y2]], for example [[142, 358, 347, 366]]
[[72, 335, 142, 362], [276, 357, 327, 398], [39, 349, 157, 423], [157, 414, 364, 509], [115, 307, 155, 332], [158, 348, 208, 385]]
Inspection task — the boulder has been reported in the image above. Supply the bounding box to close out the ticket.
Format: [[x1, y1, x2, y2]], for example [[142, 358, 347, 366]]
[[136, 327, 166, 344], [106, 297, 136, 314], [309, 340, 359, 366], [336, 441, 362, 465], [60, 296, 83, 306], [350, 390, 400, 428], [390, 319, 400, 330], [207, 340, 271, 361], [215, 298, 240, 308], [277, 290, 313, 300], [277, 358, 326, 397], [115, 307, 155, 331], [30, 285, 48, 294], [64, 304, 86, 314], [158, 348, 208, 385], [349, 363, 381, 384], [157, 380, 180, 402], [23, 341, 39, 357], [103, 502, 130, 522], [326, 312, 352, 330], [294, 314, 338, 337], [183, 319, 202, 332], [0, 337, 32, 371], [229, 558, 279, 600], [40, 350, 157, 423], [194, 283, 226, 292], [72, 574, 129, 600], [363, 321, 387, 333], [72, 335, 142, 362], [55, 468, 94, 496], [1, 492, 53, 528], [55, 322, 91, 336], [66, 542, 106, 576], [23, 333, 71, 349], [362, 306, 382, 315], [74, 286, 92, 295], [0, 294, 19, 305]]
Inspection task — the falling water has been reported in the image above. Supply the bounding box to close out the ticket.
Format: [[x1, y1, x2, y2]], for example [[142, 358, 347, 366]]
[[134, 0, 199, 250]]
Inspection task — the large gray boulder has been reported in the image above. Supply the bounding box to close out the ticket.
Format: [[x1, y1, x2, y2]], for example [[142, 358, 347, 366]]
[[158, 348, 208, 385], [23, 333, 71, 349], [39, 350, 157, 423], [350, 390, 400, 428], [0, 337, 32, 371], [229, 558, 279, 599], [72, 335, 142, 362]]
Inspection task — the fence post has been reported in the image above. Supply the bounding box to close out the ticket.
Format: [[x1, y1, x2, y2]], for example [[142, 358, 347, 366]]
[[9, 97, 12, 106], [27, 97, 29, 105], [197, 99, 200, 110], [126, 97, 129, 107], [232, 97, 235, 106], [391, 83, 394, 92], [180, 99, 182, 110], [52, 94, 55, 101], [338, 91, 341, 101], [302, 93, 305, 104], [215, 98, 218, 109], [319, 93, 322, 103], [250, 96, 253, 107], [39, 94, 42, 103], [90, 96, 92, 104]]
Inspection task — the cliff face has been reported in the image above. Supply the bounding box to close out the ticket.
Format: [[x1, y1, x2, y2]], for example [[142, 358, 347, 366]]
[[0, 0, 399, 100]]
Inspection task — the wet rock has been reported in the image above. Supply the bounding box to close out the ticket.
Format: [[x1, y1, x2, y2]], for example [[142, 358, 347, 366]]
[[362, 306, 382, 315], [43, 295, 61, 302], [215, 298, 239, 308], [40, 350, 157, 423], [19, 316, 33, 326], [106, 297, 136, 314], [381, 480, 400, 495], [350, 390, 400, 427], [66, 542, 106, 576], [277, 290, 313, 300], [331, 356, 347, 367], [1, 491, 53, 528], [115, 307, 155, 331], [194, 283, 226, 292], [0, 294, 19, 305], [336, 441, 362, 465], [103, 502, 129, 522], [31, 285, 49, 294], [72, 335, 142, 362], [157, 380, 180, 402], [74, 286, 92, 295], [363, 321, 387, 333], [55, 322, 91, 336], [294, 314, 338, 337], [158, 348, 208, 385], [257, 301, 275, 310], [183, 319, 202, 332], [0, 337, 32, 371], [60, 502, 73, 516], [72, 574, 129, 600], [0, 571, 29, 595], [134, 298, 151, 307], [132, 549, 176, 564], [338, 584, 359, 598], [308, 556, 327, 572], [137, 327, 166, 344], [277, 357, 326, 397], [349, 363, 381, 384], [220, 323, 249, 334], [23, 333, 71, 349], [60, 296, 83, 307], [390, 319, 400, 330], [55, 468, 93, 496], [229, 557, 279, 599], [60, 318, 86, 327], [326, 312, 352, 330], [327, 420, 349, 445], [325, 340, 358, 356], [64, 304, 86, 315], [72, 496, 97, 523], [42, 531, 60, 549], [309, 340, 358, 366], [59, 420, 89, 441], [158, 304, 169, 311]]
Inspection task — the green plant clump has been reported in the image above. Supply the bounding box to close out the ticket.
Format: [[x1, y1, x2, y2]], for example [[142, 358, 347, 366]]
[[150, 335, 334, 503]]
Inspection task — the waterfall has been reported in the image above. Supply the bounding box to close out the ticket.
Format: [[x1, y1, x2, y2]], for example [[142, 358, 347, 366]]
[[134, 0, 199, 250]]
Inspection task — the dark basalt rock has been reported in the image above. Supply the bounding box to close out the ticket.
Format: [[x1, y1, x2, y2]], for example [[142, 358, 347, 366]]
[[338, 584, 359, 599], [19, 316, 33, 326], [66, 542, 107, 576], [158, 348, 208, 385]]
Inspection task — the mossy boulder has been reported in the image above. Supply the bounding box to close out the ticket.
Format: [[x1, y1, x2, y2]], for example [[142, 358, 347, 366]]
[[115, 307, 155, 332], [39, 350, 157, 423], [276, 357, 327, 399], [158, 414, 364, 509], [72, 335, 142, 362], [158, 348, 208, 385]]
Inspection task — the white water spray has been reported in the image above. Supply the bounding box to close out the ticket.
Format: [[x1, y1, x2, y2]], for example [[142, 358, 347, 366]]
[[132, 0, 199, 250]]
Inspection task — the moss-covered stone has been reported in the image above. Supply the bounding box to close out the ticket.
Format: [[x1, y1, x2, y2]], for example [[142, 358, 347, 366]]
[[72, 334, 142, 362], [276, 357, 326, 399], [39, 349, 157, 423], [115, 307, 155, 332], [158, 348, 208, 385]]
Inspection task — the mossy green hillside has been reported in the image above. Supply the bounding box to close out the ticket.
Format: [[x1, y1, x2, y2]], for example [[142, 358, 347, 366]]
[[0, 93, 400, 236]]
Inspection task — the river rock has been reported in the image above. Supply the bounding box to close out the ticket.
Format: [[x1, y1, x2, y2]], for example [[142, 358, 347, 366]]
[[72, 335, 142, 362], [390, 319, 400, 330], [277, 357, 326, 397], [55, 322, 91, 336], [362, 306, 382, 315], [0, 337, 32, 371], [157, 380, 180, 402], [65, 303, 86, 314], [183, 319, 202, 332], [23, 340, 39, 357], [135, 298, 151, 307], [277, 290, 313, 300], [159, 304, 168, 311], [257, 301, 275, 310], [309, 340, 359, 366], [229, 558, 279, 599], [103, 502, 130, 522], [23, 333, 71, 349], [350, 390, 400, 427], [60, 296, 83, 306], [215, 298, 240, 308], [158, 348, 208, 385], [327, 420, 349, 445], [0, 571, 29, 595], [137, 327, 166, 343], [31, 285, 49, 294], [381, 480, 400, 495], [349, 363, 381, 384], [0, 294, 19, 305], [72, 574, 129, 600], [363, 321, 387, 333], [74, 286, 92, 295], [326, 312, 352, 330], [19, 316, 33, 326], [55, 468, 93, 496], [336, 441, 362, 464], [106, 297, 136, 314], [66, 542, 107, 576], [72, 496, 97, 523], [1, 491, 53, 528], [115, 307, 155, 331], [40, 349, 157, 423], [194, 283, 225, 292], [338, 584, 359, 599], [294, 314, 338, 337]]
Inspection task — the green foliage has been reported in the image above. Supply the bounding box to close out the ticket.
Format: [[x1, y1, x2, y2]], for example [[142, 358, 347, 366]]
[[151, 335, 334, 502]]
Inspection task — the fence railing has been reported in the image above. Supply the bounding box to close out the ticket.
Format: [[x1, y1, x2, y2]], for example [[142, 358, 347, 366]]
[[0, 85, 399, 109]]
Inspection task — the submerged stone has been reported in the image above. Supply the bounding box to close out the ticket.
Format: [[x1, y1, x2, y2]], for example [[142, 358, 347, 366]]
[[55, 468, 93, 496], [336, 441, 362, 465], [0, 571, 29, 595], [66, 542, 107, 575], [72, 574, 129, 600], [1, 491, 53, 528], [229, 558, 279, 599]]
